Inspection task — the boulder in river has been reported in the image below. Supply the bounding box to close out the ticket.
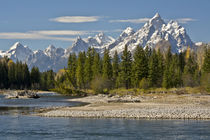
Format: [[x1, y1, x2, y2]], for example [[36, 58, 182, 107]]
[[5, 90, 40, 99]]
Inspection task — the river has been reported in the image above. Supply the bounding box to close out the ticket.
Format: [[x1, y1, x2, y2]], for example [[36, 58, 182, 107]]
[[0, 92, 210, 139]]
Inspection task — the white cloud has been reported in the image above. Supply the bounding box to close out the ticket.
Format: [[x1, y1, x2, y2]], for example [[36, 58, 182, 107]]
[[109, 18, 150, 23], [0, 29, 122, 41], [175, 18, 197, 24], [0, 32, 75, 41], [32, 30, 89, 36], [110, 17, 196, 24], [50, 16, 100, 23]]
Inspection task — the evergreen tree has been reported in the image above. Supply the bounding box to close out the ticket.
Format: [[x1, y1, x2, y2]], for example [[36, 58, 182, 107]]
[[30, 66, 40, 89], [8, 60, 16, 88], [67, 53, 77, 88], [157, 49, 164, 87], [121, 45, 132, 89], [22, 63, 31, 88], [76, 52, 86, 89], [92, 52, 102, 78], [148, 50, 159, 87], [102, 48, 112, 79], [132, 46, 148, 87], [183, 53, 199, 87], [202, 48, 210, 73], [84, 48, 95, 88], [162, 47, 172, 88], [0, 60, 8, 88], [145, 46, 152, 61], [112, 51, 120, 87], [179, 51, 185, 72]]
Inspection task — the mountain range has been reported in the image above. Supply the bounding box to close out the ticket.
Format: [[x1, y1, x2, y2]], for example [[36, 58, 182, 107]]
[[0, 13, 198, 72]]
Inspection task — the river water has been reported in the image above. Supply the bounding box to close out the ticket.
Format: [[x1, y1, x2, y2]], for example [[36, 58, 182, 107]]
[[0, 93, 210, 139]]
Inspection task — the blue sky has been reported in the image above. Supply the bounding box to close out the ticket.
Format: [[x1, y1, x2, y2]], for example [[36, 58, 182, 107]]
[[0, 0, 209, 50]]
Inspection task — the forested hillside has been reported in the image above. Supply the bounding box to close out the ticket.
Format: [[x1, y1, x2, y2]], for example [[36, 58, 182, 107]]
[[54, 45, 210, 95]]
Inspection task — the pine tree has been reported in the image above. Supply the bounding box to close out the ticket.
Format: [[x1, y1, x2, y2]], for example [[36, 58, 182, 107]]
[[179, 51, 185, 72], [8, 60, 16, 88], [183, 52, 199, 87], [46, 70, 55, 89], [102, 48, 112, 79], [162, 47, 172, 88], [67, 53, 77, 88], [148, 50, 159, 87], [112, 51, 120, 87], [92, 52, 102, 78], [157, 49, 164, 87], [132, 46, 148, 87], [30, 66, 40, 89], [22, 63, 31, 88], [76, 52, 86, 89], [202, 48, 210, 73], [84, 48, 95, 88], [121, 45, 132, 89], [0, 60, 8, 88]]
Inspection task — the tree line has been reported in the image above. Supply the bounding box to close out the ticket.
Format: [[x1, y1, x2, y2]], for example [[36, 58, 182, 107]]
[[55, 45, 210, 94], [0, 58, 55, 90]]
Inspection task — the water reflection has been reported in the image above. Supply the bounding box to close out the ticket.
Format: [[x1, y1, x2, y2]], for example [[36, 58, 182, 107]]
[[0, 92, 81, 115]]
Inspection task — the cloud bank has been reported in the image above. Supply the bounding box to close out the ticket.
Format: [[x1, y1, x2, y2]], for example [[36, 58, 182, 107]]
[[110, 17, 196, 24], [175, 18, 197, 24], [50, 16, 100, 23], [0, 29, 122, 41], [109, 18, 150, 23]]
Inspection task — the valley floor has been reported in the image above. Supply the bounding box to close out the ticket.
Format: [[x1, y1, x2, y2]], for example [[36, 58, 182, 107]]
[[36, 93, 210, 119]]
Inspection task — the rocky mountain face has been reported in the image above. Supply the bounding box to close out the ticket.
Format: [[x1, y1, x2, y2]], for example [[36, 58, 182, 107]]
[[109, 13, 195, 55], [0, 13, 196, 72]]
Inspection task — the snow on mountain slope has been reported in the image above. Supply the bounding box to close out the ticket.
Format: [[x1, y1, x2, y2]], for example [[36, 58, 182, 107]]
[[87, 32, 115, 47], [66, 33, 115, 55], [1, 42, 33, 62], [109, 13, 195, 55], [66, 36, 89, 55], [27, 46, 67, 72], [44, 45, 65, 58], [0, 42, 68, 72]]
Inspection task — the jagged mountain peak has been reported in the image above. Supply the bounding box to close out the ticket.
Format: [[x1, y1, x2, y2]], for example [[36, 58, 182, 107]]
[[46, 44, 56, 49], [44, 45, 56, 56], [109, 13, 194, 55], [153, 13, 161, 19], [9, 42, 25, 50], [96, 32, 105, 38], [121, 27, 135, 37], [145, 13, 165, 30]]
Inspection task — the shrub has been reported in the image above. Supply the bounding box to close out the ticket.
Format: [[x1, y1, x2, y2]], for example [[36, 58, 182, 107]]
[[90, 76, 113, 94], [139, 78, 150, 89]]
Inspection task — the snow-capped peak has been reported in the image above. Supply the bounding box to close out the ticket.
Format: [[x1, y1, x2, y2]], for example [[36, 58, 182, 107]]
[[45, 45, 56, 52], [108, 13, 194, 55], [94, 32, 115, 46], [3, 42, 33, 62], [9, 42, 24, 50], [153, 13, 161, 19], [147, 13, 165, 30], [121, 27, 135, 36], [44, 45, 56, 56]]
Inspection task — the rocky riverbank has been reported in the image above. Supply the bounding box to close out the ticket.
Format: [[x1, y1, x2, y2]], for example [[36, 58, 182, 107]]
[[36, 93, 210, 119]]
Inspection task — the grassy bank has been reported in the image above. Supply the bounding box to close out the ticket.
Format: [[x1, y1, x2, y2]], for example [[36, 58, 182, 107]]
[[109, 87, 209, 96]]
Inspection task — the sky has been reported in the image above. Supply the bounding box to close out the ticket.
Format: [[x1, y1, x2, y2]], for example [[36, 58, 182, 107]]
[[0, 0, 209, 50]]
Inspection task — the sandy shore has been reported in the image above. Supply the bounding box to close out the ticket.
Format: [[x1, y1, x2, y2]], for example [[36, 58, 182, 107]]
[[36, 93, 210, 119]]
